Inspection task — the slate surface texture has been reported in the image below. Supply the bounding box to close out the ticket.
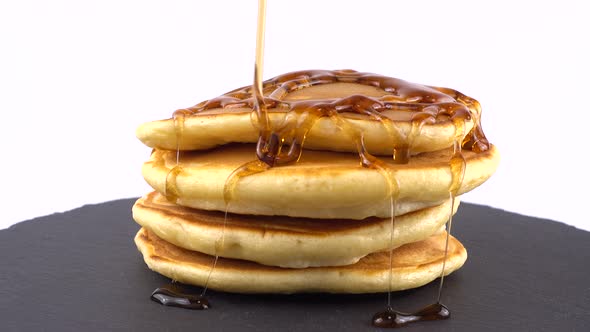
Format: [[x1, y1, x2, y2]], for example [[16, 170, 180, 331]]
[[1, 199, 589, 331]]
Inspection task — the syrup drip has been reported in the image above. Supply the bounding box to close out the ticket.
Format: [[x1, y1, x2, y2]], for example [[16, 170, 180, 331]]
[[164, 165, 183, 203], [252, 0, 272, 165], [157, 110, 216, 307], [372, 98, 441, 328], [172, 108, 191, 158], [371, 114, 467, 329], [151, 282, 210, 310], [163, 109, 191, 203], [201, 203, 229, 297], [386, 197, 397, 309], [431, 86, 489, 152], [372, 303, 450, 328], [223, 160, 270, 204], [357, 136, 400, 311], [436, 120, 467, 302]]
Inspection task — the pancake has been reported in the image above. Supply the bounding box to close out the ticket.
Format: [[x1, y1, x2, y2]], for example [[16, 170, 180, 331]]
[[136, 70, 479, 156], [135, 228, 467, 294], [141, 143, 499, 219], [132, 192, 458, 268], [136, 95, 473, 157]]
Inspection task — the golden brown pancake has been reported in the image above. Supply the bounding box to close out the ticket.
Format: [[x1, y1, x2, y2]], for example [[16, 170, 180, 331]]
[[141, 143, 499, 219], [135, 228, 467, 294], [136, 80, 476, 156], [132, 192, 458, 268]]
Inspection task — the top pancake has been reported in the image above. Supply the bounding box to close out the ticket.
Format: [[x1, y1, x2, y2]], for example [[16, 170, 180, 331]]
[[136, 70, 477, 155]]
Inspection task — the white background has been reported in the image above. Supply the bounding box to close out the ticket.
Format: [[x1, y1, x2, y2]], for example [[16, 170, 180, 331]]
[[1, 0, 589, 231]]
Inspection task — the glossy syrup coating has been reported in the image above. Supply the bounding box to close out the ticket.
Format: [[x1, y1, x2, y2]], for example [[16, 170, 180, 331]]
[[172, 69, 489, 167]]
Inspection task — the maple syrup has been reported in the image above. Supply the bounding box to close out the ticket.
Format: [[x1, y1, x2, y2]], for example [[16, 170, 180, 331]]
[[151, 283, 210, 310]]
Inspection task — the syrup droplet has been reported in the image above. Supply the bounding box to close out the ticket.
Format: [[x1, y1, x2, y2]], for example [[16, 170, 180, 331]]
[[151, 283, 210, 310], [164, 165, 183, 203], [372, 303, 450, 328]]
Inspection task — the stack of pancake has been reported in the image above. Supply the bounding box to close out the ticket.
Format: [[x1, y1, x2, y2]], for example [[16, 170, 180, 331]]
[[133, 70, 499, 293]]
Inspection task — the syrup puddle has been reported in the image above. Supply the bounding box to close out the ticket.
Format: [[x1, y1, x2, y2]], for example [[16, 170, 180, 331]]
[[151, 282, 210, 310], [372, 303, 450, 328]]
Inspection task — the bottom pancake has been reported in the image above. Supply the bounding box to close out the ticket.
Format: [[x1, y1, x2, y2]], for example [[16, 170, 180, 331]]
[[135, 228, 467, 294]]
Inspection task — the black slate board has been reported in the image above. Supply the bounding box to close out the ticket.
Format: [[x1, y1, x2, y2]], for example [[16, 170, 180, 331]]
[[1, 199, 589, 331]]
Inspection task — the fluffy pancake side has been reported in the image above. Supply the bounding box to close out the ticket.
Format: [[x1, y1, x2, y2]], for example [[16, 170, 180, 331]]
[[135, 228, 467, 294], [141, 143, 499, 219], [133, 192, 458, 268]]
